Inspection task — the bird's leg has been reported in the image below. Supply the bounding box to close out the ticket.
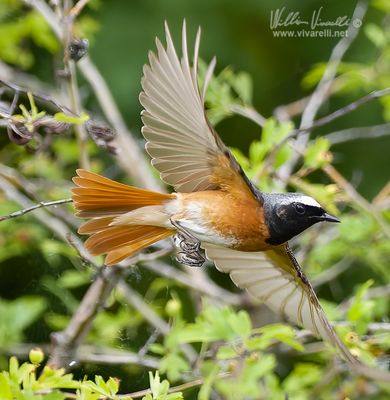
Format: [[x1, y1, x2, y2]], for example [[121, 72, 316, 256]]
[[170, 219, 200, 252], [170, 219, 205, 267]]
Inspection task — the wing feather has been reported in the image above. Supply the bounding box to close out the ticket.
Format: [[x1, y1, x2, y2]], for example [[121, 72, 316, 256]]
[[140, 21, 260, 200], [203, 243, 390, 381]]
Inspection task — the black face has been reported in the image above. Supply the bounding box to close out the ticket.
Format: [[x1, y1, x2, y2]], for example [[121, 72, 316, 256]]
[[263, 194, 340, 246]]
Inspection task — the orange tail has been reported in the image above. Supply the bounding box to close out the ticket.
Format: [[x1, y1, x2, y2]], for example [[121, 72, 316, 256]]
[[72, 169, 175, 265]]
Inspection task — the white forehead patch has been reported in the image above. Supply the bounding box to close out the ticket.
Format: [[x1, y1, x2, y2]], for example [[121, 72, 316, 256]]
[[296, 195, 321, 208]]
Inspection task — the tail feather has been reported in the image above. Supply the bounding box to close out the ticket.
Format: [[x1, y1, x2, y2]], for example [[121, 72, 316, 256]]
[[105, 227, 173, 265], [85, 225, 173, 260], [72, 169, 176, 265], [72, 169, 174, 217]]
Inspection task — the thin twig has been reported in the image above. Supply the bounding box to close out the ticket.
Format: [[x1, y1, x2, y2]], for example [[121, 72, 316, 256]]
[[118, 280, 198, 362], [78, 56, 162, 190], [229, 104, 266, 127], [0, 198, 72, 222], [322, 164, 390, 240], [0, 175, 82, 246], [23, 0, 160, 190], [306, 87, 390, 132], [77, 345, 160, 368], [62, 0, 90, 169], [143, 260, 244, 306], [278, 1, 368, 183], [312, 258, 353, 288], [257, 88, 390, 183], [118, 281, 170, 335], [48, 266, 124, 369], [69, 0, 90, 17], [325, 122, 390, 144]]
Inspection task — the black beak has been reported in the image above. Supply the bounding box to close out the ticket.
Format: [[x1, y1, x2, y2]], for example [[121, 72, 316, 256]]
[[320, 212, 340, 223]]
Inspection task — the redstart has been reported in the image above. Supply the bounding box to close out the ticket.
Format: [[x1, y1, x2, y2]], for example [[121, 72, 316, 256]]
[[72, 22, 390, 381]]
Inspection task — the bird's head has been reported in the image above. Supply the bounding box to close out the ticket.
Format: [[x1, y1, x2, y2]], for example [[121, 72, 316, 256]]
[[263, 192, 340, 245]]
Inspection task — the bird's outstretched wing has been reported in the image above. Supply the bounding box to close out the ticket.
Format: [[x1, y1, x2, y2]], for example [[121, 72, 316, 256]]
[[203, 243, 390, 382], [140, 22, 260, 200]]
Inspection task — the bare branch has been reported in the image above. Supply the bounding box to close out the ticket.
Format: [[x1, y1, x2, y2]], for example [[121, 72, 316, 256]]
[[118, 281, 198, 362], [69, 0, 90, 17], [118, 281, 170, 335], [0, 198, 72, 222], [229, 104, 266, 127], [78, 56, 162, 190], [22, 0, 161, 190], [322, 164, 390, 239], [143, 260, 245, 306], [48, 266, 124, 369], [325, 122, 390, 144], [0, 175, 82, 246], [300, 1, 368, 128], [312, 258, 353, 288], [278, 1, 368, 182], [308, 88, 390, 133]]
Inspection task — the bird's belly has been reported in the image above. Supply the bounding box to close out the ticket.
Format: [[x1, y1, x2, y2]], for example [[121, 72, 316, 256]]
[[169, 191, 271, 251]]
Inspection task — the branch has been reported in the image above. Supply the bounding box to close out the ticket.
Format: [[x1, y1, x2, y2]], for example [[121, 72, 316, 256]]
[[322, 164, 390, 240], [325, 122, 390, 144], [143, 259, 245, 306], [22, 0, 161, 190], [277, 1, 368, 182], [229, 104, 266, 127], [48, 266, 124, 369], [0, 175, 82, 246], [7, 343, 160, 369], [312, 258, 353, 288], [117, 281, 198, 362], [307, 88, 390, 133], [0, 198, 72, 222]]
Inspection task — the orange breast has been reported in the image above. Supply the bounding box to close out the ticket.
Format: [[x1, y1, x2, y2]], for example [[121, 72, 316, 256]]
[[179, 190, 271, 251]]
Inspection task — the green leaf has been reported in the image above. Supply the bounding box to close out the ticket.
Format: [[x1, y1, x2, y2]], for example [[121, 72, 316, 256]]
[[364, 23, 387, 48], [159, 352, 190, 382], [230, 71, 253, 104], [303, 137, 331, 169], [0, 374, 12, 400], [347, 279, 375, 333], [0, 297, 46, 346]]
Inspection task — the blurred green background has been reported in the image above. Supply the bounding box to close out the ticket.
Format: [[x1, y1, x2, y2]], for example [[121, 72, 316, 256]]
[[87, 0, 389, 198], [1, 0, 390, 397]]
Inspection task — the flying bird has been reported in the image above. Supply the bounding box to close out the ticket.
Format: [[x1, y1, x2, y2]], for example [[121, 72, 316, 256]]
[[72, 22, 390, 381]]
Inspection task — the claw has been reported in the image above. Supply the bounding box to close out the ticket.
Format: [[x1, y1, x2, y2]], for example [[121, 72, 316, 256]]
[[176, 251, 205, 268], [173, 233, 200, 252]]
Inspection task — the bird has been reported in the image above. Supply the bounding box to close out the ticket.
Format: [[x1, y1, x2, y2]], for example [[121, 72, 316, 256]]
[[72, 22, 390, 381]]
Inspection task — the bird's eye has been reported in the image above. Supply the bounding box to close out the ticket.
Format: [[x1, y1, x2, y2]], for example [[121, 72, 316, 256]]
[[294, 203, 306, 215]]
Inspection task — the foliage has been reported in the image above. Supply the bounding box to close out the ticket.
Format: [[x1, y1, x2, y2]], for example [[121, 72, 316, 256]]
[[1, 1, 390, 399], [0, 351, 181, 399]]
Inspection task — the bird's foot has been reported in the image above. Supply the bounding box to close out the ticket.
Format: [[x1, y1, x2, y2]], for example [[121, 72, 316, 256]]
[[175, 250, 205, 268], [171, 219, 204, 268], [173, 232, 200, 252]]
